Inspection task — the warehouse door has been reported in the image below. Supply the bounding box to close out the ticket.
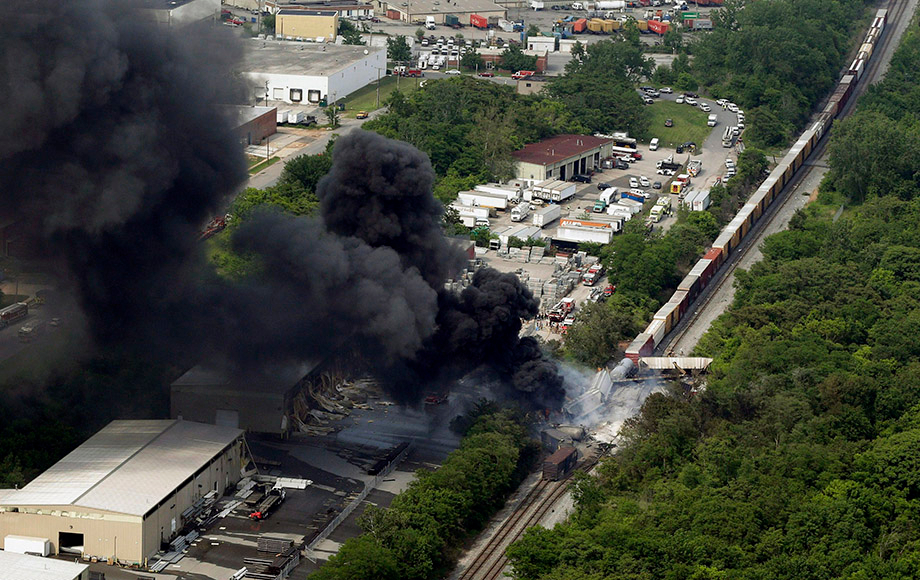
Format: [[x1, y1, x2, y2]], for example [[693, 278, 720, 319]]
[[215, 409, 239, 428], [59, 532, 84, 555]]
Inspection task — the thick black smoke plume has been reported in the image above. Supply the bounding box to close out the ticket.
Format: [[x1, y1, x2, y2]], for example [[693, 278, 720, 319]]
[[0, 0, 564, 408]]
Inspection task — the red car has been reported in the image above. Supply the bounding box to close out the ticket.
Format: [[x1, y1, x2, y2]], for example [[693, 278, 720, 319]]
[[479, 71, 495, 77], [630, 151, 643, 160]]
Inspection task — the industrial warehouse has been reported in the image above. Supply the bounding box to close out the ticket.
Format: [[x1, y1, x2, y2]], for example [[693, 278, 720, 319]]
[[0, 420, 245, 565], [512, 134, 615, 182], [242, 40, 387, 105]]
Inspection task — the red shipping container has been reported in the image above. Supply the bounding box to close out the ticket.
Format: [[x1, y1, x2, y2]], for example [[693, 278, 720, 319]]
[[572, 18, 587, 33], [386, 9, 401, 19], [648, 20, 669, 35], [470, 14, 488, 29], [704, 246, 723, 268]]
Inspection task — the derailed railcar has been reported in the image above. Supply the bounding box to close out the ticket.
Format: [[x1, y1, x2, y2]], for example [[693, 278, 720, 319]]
[[543, 446, 578, 481]]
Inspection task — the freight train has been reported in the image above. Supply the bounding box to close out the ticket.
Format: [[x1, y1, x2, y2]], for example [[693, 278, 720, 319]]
[[625, 9, 888, 361]]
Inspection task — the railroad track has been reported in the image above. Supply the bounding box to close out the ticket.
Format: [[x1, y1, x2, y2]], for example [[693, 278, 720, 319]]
[[457, 456, 599, 580], [659, 0, 914, 355]]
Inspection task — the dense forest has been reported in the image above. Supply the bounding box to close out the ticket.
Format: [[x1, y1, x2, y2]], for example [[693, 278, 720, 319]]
[[661, 0, 869, 148], [506, 16, 920, 580]]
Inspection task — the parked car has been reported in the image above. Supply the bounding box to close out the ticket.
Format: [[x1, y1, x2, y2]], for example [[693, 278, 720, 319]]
[[478, 71, 495, 77], [665, 118, 673, 127], [356, 111, 369, 119], [445, 69, 461, 75], [660, 86, 673, 93], [614, 160, 629, 170], [640, 85, 654, 92], [657, 168, 675, 176], [675, 95, 684, 104], [639, 176, 651, 187], [618, 154, 636, 163], [716, 98, 729, 106], [653, 181, 662, 189], [475, 218, 491, 227], [685, 91, 699, 98], [572, 174, 592, 183], [647, 90, 660, 98], [699, 103, 711, 112], [631, 151, 643, 160], [727, 102, 739, 112], [649, 137, 660, 150], [684, 97, 697, 106], [629, 177, 639, 188], [643, 96, 654, 105], [598, 182, 612, 190]]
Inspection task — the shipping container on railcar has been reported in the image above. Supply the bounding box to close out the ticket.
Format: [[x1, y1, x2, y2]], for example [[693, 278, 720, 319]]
[[678, 272, 702, 301], [689, 258, 714, 288], [849, 57, 866, 81], [654, 301, 680, 334], [875, 8, 887, 30], [712, 225, 738, 258], [625, 333, 655, 362], [543, 446, 578, 481], [703, 247, 723, 268], [647, 318, 667, 346], [669, 289, 691, 317]]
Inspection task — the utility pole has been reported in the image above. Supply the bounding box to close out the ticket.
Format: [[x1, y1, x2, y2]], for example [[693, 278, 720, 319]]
[[376, 68, 381, 108]]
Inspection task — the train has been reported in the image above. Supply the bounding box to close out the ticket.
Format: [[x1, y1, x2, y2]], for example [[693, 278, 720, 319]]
[[625, 8, 888, 362]]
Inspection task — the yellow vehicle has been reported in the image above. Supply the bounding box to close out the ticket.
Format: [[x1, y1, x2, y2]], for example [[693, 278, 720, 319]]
[[356, 111, 369, 119]]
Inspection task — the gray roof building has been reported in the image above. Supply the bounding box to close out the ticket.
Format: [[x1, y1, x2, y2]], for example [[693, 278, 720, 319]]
[[0, 420, 245, 565]]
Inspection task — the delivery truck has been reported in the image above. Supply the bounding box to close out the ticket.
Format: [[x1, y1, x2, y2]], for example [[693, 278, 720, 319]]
[[457, 190, 508, 210]]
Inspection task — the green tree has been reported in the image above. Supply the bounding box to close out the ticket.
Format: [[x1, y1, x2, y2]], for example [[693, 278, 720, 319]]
[[415, 27, 426, 42], [564, 300, 640, 367], [324, 105, 340, 128], [663, 25, 682, 52], [310, 535, 400, 580], [387, 35, 412, 63], [339, 19, 364, 45], [460, 50, 485, 72], [526, 24, 540, 40], [262, 13, 275, 34], [500, 44, 538, 73]]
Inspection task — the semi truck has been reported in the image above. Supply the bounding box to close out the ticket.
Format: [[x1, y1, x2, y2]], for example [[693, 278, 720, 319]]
[[533, 204, 562, 227], [249, 488, 286, 520], [425, 16, 436, 29], [511, 204, 531, 222]]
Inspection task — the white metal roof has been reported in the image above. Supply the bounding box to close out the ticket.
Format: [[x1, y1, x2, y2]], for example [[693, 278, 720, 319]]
[[0, 551, 88, 580], [0, 420, 242, 516], [639, 357, 713, 371]]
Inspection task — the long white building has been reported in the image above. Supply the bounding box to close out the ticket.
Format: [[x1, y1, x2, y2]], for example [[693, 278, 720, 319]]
[[0, 420, 245, 565], [243, 40, 386, 105]]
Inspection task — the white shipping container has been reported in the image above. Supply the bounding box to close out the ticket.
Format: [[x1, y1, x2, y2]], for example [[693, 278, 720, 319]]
[[276, 109, 290, 123], [288, 110, 305, 124], [692, 189, 711, 211], [647, 318, 666, 345], [555, 224, 613, 245], [4, 535, 52, 557]]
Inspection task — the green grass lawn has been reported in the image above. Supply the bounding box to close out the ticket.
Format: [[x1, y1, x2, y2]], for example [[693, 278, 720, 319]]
[[248, 156, 281, 175], [645, 101, 712, 151], [342, 75, 422, 118]]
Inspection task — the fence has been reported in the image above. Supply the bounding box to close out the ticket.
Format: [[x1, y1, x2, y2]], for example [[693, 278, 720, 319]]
[[306, 440, 414, 557]]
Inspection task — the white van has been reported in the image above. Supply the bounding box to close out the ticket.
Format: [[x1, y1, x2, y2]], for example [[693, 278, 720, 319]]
[[649, 138, 660, 151], [707, 114, 718, 127]]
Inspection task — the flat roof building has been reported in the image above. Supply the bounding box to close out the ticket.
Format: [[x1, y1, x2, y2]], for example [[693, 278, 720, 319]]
[[242, 40, 387, 105], [374, 0, 505, 24], [275, 10, 338, 41], [142, 0, 220, 26], [0, 551, 88, 580], [171, 362, 321, 433], [513, 134, 614, 181], [226, 105, 278, 146], [0, 420, 245, 565]]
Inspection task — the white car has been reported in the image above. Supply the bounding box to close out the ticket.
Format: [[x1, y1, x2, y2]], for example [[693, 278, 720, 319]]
[[675, 95, 685, 104], [699, 103, 711, 112], [660, 87, 673, 94], [445, 69, 461, 76], [629, 177, 639, 188], [725, 159, 735, 168], [657, 168, 676, 176], [639, 176, 651, 187], [650, 137, 660, 151], [716, 98, 729, 107], [475, 218, 491, 227], [727, 103, 739, 112], [685, 97, 697, 106], [619, 154, 636, 163]]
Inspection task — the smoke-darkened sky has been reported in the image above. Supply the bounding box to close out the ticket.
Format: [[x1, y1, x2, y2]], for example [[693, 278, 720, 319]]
[[0, 0, 565, 408]]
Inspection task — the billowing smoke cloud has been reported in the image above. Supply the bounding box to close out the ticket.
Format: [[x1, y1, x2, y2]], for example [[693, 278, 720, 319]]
[[0, 0, 564, 408]]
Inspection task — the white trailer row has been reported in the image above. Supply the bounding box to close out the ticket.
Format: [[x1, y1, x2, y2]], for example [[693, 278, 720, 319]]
[[530, 179, 576, 203], [681, 189, 711, 211], [554, 217, 623, 245], [450, 203, 490, 227]]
